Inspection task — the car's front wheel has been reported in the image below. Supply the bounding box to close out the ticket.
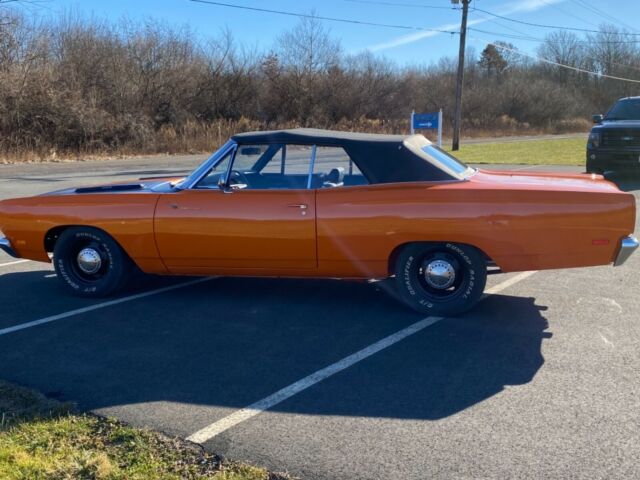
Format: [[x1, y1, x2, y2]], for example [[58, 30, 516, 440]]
[[53, 227, 132, 297], [394, 243, 487, 316]]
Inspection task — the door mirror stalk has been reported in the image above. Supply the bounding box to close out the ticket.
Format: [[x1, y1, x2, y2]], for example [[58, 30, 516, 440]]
[[218, 176, 234, 193]]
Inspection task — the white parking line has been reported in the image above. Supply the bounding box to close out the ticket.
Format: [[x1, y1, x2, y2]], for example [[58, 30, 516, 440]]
[[0, 259, 29, 268], [187, 270, 538, 444], [0, 277, 213, 336], [483, 270, 537, 296]]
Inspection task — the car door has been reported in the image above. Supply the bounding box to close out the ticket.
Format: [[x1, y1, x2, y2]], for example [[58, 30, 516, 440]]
[[154, 143, 317, 273]]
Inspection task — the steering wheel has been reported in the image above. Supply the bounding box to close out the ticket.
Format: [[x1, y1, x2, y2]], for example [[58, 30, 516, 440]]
[[229, 170, 250, 187]]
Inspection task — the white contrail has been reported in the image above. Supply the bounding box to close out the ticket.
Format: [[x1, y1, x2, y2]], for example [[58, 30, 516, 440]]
[[367, 0, 566, 52]]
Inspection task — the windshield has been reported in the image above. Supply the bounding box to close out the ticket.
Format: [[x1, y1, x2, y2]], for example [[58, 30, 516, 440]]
[[403, 135, 474, 180], [420, 145, 471, 176], [605, 99, 640, 121]]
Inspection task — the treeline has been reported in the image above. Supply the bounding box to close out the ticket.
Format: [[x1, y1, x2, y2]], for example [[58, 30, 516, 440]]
[[0, 7, 639, 160]]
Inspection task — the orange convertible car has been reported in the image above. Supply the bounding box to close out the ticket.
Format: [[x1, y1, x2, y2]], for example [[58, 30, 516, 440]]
[[0, 129, 638, 315]]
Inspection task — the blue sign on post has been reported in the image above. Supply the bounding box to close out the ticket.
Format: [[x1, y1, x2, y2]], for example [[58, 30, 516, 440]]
[[412, 112, 439, 130], [410, 109, 443, 146]]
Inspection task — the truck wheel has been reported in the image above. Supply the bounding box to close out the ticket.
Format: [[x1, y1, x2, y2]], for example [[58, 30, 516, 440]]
[[53, 227, 132, 297], [394, 243, 487, 316]]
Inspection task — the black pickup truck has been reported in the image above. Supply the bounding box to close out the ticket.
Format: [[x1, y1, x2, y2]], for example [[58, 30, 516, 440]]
[[587, 96, 640, 177]]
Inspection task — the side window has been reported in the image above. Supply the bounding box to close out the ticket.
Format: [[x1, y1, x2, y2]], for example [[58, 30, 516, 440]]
[[313, 146, 369, 188], [232, 144, 277, 173], [229, 144, 314, 190], [194, 149, 233, 189]]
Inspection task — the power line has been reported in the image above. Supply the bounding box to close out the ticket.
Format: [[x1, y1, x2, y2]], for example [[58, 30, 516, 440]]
[[569, 0, 639, 33], [468, 27, 640, 46], [538, 0, 601, 29], [468, 31, 640, 74], [347, 0, 640, 44], [344, 0, 458, 10], [471, 7, 640, 36], [350, 0, 640, 38], [187, 0, 640, 77], [478, 16, 542, 38], [474, 36, 640, 84], [468, 28, 544, 43], [466, 10, 549, 42], [187, 0, 458, 34]]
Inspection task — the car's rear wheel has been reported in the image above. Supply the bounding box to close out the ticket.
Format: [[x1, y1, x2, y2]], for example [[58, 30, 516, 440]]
[[393, 243, 487, 316], [53, 227, 132, 297]]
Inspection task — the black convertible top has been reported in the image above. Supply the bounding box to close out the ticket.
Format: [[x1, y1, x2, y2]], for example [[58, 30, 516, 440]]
[[232, 128, 454, 183], [232, 128, 405, 145]]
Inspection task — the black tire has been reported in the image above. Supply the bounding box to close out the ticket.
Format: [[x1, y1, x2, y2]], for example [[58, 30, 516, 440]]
[[393, 243, 487, 316], [53, 227, 132, 297]]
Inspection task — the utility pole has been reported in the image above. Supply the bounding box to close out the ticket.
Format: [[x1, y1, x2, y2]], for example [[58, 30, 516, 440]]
[[452, 0, 469, 151]]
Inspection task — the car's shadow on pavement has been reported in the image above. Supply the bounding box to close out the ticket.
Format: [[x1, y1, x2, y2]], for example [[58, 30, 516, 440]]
[[0, 272, 551, 423], [283, 293, 551, 421]]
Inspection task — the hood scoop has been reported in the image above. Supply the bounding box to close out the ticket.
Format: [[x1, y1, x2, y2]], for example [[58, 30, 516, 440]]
[[75, 183, 144, 194]]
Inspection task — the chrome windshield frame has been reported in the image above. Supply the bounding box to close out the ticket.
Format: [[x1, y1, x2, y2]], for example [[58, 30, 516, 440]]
[[306, 145, 317, 189], [176, 140, 237, 190]]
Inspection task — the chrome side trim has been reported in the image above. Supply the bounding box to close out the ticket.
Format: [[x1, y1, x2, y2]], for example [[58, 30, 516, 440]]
[[0, 238, 19, 258], [614, 235, 639, 266]]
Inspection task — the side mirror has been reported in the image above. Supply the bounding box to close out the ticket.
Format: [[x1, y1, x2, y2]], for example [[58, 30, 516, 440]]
[[592, 114, 604, 124], [217, 175, 232, 193]]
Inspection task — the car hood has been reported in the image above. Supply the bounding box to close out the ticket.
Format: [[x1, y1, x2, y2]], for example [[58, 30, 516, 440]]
[[39, 176, 184, 196], [593, 120, 640, 129], [472, 169, 622, 193]]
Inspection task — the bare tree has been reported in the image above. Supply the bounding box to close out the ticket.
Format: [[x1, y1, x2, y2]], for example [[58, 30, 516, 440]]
[[0, 8, 637, 159]]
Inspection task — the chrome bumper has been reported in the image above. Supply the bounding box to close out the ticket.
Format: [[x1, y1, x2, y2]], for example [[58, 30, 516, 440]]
[[0, 237, 18, 258], [614, 235, 639, 267]]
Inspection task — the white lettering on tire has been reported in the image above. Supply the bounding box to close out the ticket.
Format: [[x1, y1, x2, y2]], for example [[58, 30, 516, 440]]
[[404, 256, 416, 296], [57, 258, 79, 290]]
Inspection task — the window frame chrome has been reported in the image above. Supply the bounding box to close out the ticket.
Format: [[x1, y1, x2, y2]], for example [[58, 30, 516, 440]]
[[221, 143, 238, 187], [177, 140, 237, 190], [306, 145, 317, 190], [181, 140, 384, 192]]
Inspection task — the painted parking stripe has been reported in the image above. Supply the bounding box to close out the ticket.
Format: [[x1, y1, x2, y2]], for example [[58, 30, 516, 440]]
[[0, 259, 29, 268], [187, 270, 538, 444], [0, 277, 213, 336], [482, 270, 537, 296]]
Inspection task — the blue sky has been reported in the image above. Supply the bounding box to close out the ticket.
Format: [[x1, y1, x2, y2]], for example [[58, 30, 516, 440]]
[[17, 0, 640, 66]]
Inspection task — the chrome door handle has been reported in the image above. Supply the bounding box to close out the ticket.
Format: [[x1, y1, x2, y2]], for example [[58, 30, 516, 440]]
[[287, 204, 308, 209]]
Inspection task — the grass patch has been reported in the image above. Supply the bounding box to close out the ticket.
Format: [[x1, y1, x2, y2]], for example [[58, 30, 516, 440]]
[[447, 137, 586, 166], [0, 380, 288, 480]]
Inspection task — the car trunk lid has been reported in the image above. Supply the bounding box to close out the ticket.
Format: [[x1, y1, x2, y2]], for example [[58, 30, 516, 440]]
[[472, 169, 622, 193]]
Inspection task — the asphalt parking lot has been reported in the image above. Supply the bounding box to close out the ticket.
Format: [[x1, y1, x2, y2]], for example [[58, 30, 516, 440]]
[[1, 157, 639, 479]]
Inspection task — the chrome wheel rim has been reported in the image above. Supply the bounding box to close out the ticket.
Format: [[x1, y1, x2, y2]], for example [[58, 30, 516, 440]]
[[76, 248, 102, 275], [423, 259, 456, 290]]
